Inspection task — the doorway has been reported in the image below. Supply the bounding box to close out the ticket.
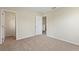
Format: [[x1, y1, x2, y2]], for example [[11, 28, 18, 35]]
[[5, 11, 16, 41], [42, 16, 47, 35], [1, 9, 16, 43], [35, 16, 47, 35]]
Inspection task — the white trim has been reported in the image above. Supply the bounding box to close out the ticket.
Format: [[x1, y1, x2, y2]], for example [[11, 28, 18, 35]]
[[16, 34, 36, 40], [47, 34, 79, 46]]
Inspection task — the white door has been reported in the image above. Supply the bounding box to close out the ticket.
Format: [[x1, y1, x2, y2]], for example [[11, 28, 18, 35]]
[[36, 16, 42, 35], [1, 10, 5, 43]]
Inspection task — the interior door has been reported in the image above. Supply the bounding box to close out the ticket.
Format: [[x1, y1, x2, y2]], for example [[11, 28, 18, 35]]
[[1, 10, 5, 43], [36, 16, 42, 35]]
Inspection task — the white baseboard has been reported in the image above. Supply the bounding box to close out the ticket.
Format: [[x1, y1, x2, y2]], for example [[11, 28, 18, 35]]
[[47, 34, 79, 46], [16, 34, 36, 40]]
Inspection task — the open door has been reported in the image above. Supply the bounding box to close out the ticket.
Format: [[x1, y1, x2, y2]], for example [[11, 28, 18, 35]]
[[35, 16, 42, 35], [1, 10, 5, 43]]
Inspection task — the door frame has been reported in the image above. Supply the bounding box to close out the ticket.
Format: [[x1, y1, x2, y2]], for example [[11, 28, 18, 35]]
[[1, 9, 16, 44]]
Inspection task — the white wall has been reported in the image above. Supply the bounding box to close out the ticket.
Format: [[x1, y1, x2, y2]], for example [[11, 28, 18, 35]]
[[45, 7, 79, 45], [16, 8, 41, 40], [5, 12, 16, 37]]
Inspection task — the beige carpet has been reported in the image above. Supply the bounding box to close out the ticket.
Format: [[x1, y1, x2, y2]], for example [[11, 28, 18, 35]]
[[0, 35, 79, 51]]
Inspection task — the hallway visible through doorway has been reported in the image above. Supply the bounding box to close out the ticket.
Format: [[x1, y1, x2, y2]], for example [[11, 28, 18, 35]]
[[5, 11, 16, 42], [42, 16, 47, 35], [1, 9, 16, 44]]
